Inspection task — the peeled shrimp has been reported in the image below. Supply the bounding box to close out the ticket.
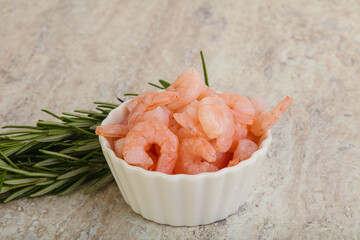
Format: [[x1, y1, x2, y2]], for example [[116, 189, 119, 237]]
[[246, 131, 259, 144], [174, 136, 218, 174], [197, 87, 218, 100], [173, 100, 208, 138], [250, 96, 293, 136], [123, 121, 179, 174], [249, 95, 267, 118], [168, 118, 181, 134], [212, 151, 232, 169], [127, 91, 178, 128], [219, 93, 255, 125], [166, 67, 208, 110], [114, 138, 125, 159], [198, 96, 235, 152], [147, 152, 158, 171], [95, 124, 128, 137], [161, 106, 175, 117], [176, 127, 192, 141], [229, 123, 248, 152], [127, 91, 176, 112], [129, 106, 169, 128], [228, 139, 258, 167]]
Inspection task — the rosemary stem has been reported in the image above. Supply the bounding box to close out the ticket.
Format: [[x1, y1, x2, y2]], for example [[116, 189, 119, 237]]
[[200, 51, 209, 87]]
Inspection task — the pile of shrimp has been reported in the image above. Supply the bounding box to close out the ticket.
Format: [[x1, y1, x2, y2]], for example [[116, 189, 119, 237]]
[[96, 67, 293, 175]]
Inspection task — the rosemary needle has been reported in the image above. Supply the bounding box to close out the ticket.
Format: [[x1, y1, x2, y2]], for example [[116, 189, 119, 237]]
[[124, 93, 139, 96]]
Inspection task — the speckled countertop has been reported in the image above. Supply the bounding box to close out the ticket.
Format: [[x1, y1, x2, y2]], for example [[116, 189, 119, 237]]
[[1, 1, 360, 239]]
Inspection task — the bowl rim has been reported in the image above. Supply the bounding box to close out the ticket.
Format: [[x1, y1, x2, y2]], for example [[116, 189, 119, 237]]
[[99, 100, 272, 179]]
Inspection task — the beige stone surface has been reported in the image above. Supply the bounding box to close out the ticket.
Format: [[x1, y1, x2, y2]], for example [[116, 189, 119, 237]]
[[1, 0, 360, 239]]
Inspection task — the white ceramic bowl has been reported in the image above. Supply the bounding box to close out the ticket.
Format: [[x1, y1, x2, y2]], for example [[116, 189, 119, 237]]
[[99, 100, 272, 226]]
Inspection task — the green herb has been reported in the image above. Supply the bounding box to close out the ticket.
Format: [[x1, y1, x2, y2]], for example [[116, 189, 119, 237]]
[[158, 79, 171, 88], [147, 79, 171, 90], [0, 101, 118, 202], [0, 170, 7, 191], [147, 82, 165, 89], [123, 93, 139, 96], [200, 51, 209, 87]]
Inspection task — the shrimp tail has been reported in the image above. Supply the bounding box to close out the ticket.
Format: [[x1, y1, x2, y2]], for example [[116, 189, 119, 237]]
[[174, 136, 217, 174], [250, 96, 293, 136], [183, 136, 217, 163], [195, 137, 217, 163], [228, 139, 258, 167], [95, 125, 129, 137]]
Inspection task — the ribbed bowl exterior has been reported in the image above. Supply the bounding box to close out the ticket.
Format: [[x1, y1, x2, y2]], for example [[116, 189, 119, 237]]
[[99, 100, 272, 226]]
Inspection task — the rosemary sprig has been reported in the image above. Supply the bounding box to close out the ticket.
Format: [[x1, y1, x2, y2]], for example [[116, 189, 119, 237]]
[[0, 101, 119, 202]]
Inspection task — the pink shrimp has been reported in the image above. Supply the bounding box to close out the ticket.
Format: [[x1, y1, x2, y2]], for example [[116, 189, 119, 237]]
[[161, 105, 175, 117], [127, 91, 175, 112], [95, 124, 129, 137], [168, 118, 181, 134], [128, 106, 169, 128], [229, 123, 248, 152], [249, 95, 267, 118], [198, 96, 235, 152], [246, 131, 260, 144], [228, 139, 258, 167], [147, 152, 158, 171], [105, 137, 117, 153], [174, 136, 218, 174], [166, 67, 208, 110], [173, 100, 208, 138], [197, 87, 218, 100], [212, 151, 232, 169], [176, 127, 192, 141], [127, 91, 178, 128], [114, 138, 125, 159], [219, 93, 256, 125], [123, 121, 179, 174], [250, 96, 293, 136]]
